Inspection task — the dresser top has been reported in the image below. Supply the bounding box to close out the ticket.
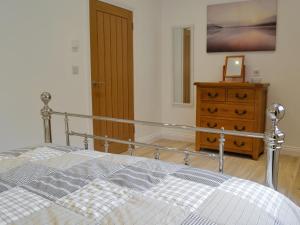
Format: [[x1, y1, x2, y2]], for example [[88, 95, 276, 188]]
[[194, 82, 269, 88]]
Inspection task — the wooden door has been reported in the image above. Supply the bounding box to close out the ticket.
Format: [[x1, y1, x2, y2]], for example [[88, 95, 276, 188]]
[[90, 0, 134, 153]]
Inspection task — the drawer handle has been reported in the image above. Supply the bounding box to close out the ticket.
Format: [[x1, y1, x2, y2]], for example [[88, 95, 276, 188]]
[[207, 137, 217, 143], [207, 122, 217, 128], [235, 93, 248, 100], [208, 92, 219, 98], [208, 108, 218, 114], [234, 140, 246, 147], [234, 125, 246, 131], [235, 109, 247, 116]]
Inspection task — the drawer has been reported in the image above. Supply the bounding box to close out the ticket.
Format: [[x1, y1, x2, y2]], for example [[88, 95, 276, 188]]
[[226, 136, 253, 152], [199, 118, 255, 132], [198, 133, 253, 152], [227, 88, 255, 103], [199, 103, 255, 120], [200, 133, 219, 148], [200, 88, 225, 102]]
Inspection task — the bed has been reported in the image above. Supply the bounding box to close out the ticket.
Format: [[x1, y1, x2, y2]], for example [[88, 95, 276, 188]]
[[0, 144, 299, 225], [0, 92, 298, 225]]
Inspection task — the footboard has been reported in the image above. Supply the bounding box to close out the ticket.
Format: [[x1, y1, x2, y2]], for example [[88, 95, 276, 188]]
[[40, 92, 285, 190]]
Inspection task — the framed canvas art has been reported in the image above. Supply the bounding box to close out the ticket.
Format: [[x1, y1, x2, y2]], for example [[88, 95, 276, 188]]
[[207, 0, 277, 52]]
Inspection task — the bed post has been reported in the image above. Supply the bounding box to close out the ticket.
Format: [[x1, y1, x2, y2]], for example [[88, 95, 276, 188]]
[[128, 139, 134, 156], [41, 92, 53, 144], [64, 113, 70, 146], [154, 148, 160, 160], [218, 127, 225, 173], [104, 136, 109, 153], [265, 104, 285, 190], [83, 134, 89, 150]]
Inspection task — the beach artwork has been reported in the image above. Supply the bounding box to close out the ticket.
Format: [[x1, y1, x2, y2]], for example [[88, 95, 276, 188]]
[[207, 0, 277, 52]]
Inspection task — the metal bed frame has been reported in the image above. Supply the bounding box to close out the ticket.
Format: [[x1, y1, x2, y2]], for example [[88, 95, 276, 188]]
[[40, 92, 285, 190]]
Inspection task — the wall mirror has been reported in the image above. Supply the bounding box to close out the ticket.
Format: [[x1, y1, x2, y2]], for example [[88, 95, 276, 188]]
[[223, 55, 245, 82], [173, 26, 194, 105]]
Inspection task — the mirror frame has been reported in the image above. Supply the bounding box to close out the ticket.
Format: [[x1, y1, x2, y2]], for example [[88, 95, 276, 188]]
[[172, 25, 194, 107], [223, 55, 245, 82]]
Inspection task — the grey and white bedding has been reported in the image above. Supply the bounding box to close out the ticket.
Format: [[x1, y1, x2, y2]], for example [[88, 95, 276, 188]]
[[0, 145, 299, 225]]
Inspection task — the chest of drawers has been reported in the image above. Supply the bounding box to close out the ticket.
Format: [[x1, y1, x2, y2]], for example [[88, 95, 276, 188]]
[[195, 82, 269, 159]]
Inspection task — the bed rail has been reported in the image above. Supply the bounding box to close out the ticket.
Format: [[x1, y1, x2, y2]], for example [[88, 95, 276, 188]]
[[40, 92, 285, 190]]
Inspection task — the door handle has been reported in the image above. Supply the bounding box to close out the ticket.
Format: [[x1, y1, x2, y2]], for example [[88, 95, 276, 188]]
[[208, 108, 218, 114], [235, 93, 248, 100], [92, 81, 105, 86], [235, 109, 247, 116], [207, 122, 217, 128], [233, 140, 246, 147], [234, 125, 246, 131], [208, 92, 219, 98], [206, 137, 217, 143]]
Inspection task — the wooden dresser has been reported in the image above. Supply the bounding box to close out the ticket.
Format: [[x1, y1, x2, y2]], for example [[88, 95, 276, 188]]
[[195, 82, 269, 159]]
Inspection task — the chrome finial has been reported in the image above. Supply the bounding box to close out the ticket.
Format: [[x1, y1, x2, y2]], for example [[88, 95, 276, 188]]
[[41, 92, 53, 143], [268, 103, 285, 123], [184, 150, 191, 166], [41, 92, 52, 106], [267, 103, 286, 149], [274, 127, 285, 148], [154, 148, 160, 160]]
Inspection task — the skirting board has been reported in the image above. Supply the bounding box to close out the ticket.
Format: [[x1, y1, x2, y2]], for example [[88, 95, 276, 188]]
[[136, 131, 300, 157], [136, 131, 194, 143], [282, 145, 300, 157], [160, 131, 195, 143], [135, 132, 162, 144]]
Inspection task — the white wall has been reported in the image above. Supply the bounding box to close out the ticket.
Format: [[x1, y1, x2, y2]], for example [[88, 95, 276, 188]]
[[160, 0, 300, 150], [0, 0, 162, 151], [0, 0, 91, 150]]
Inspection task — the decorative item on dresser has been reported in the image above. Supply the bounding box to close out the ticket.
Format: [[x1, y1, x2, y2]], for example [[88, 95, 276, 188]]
[[195, 82, 269, 159]]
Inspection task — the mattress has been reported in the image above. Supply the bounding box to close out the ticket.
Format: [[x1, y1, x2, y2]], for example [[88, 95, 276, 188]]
[[0, 145, 299, 225]]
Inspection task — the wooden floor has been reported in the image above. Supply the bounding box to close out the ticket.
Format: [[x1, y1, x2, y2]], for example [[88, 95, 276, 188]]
[[126, 139, 300, 206]]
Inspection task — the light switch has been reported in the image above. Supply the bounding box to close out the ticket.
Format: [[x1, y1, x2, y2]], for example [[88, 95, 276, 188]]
[[72, 40, 80, 52], [72, 65, 79, 75]]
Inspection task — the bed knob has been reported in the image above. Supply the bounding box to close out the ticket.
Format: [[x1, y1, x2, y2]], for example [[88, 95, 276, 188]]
[[41, 92, 52, 144], [41, 92, 52, 105], [268, 103, 285, 122]]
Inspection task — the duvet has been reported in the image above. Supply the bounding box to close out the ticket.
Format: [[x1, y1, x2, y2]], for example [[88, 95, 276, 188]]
[[0, 145, 299, 225]]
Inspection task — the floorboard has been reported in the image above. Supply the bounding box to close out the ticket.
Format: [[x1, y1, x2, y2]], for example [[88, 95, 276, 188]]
[[124, 139, 300, 206]]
